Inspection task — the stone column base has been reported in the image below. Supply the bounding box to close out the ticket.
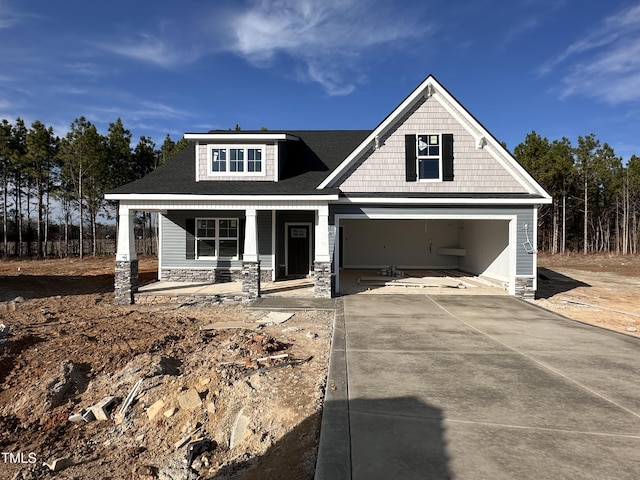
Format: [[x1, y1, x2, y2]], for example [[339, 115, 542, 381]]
[[314, 262, 332, 298], [115, 259, 139, 305], [241, 261, 261, 301], [515, 276, 535, 300]]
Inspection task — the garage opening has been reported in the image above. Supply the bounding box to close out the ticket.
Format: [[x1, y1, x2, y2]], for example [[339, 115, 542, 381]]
[[336, 218, 512, 295]]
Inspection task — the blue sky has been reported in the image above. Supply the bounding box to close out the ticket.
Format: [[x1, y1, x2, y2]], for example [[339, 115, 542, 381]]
[[1, 0, 640, 161]]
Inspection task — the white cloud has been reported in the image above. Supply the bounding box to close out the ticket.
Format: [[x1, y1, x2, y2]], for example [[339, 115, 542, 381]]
[[540, 3, 640, 103], [224, 0, 432, 95], [94, 33, 204, 69]]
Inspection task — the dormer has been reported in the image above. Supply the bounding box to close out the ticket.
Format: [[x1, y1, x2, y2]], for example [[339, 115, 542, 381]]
[[184, 131, 300, 182]]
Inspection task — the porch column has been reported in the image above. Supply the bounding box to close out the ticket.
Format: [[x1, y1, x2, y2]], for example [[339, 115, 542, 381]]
[[242, 208, 261, 300], [114, 205, 138, 305], [314, 206, 332, 298]]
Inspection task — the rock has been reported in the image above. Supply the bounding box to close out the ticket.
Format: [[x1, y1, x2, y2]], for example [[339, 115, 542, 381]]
[[43, 457, 73, 472], [306, 331, 318, 339], [47, 360, 77, 408], [230, 408, 250, 448], [178, 388, 202, 411], [0, 323, 9, 337], [206, 401, 216, 414], [164, 407, 177, 418], [195, 377, 210, 393], [626, 326, 637, 332], [132, 465, 158, 480], [147, 399, 166, 420]]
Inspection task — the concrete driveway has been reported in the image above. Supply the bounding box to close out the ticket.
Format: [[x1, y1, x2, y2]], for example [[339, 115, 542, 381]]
[[315, 295, 640, 480]]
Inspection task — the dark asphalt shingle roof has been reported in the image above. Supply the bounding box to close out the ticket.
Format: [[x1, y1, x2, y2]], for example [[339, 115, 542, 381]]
[[108, 130, 371, 196]]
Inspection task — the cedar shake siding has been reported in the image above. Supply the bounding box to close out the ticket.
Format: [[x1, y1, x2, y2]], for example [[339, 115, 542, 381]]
[[336, 95, 527, 194]]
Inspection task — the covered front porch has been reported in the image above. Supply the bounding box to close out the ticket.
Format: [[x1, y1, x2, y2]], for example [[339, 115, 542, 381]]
[[112, 199, 333, 305]]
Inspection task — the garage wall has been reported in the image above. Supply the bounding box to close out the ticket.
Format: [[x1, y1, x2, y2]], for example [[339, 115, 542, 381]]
[[458, 219, 510, 283], [341, 219, 459, 268]]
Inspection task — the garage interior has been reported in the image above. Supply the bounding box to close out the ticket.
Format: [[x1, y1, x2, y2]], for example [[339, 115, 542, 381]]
[[337, 218, 512, 295]]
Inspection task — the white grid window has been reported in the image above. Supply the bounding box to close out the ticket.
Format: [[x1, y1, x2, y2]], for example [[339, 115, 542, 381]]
[[196, 218, 239, 259]]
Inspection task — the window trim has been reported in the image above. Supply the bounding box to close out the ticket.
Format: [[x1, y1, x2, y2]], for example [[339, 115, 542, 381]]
[[416, 133, 443, 182], [195, 217, 240, 260], [207, 145, 266, 176]]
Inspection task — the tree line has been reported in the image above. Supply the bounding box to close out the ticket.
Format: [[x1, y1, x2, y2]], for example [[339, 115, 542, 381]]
[[0, 117, 187, 258], [2, 117, 639, 258], [514, 131, 640, 254]]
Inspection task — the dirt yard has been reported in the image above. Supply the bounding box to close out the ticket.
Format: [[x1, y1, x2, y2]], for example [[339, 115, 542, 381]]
[[0, 256, 332, 480], [536, 253, 640, 337], [1, 254, 638, 479]]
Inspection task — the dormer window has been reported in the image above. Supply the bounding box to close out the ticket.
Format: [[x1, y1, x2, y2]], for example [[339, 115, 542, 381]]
[[208, 146, 265, 175]]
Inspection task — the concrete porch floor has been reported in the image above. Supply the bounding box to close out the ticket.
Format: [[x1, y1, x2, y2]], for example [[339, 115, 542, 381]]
[[137, 275, 315, 298]]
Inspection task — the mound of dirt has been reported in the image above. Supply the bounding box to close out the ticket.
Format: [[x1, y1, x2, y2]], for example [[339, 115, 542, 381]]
[[0, 256, 332, 480]]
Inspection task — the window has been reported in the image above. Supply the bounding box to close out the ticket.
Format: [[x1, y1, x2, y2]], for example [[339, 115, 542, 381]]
[[229, 149, 244, 172], [196, 218, 239, 258], [209, 146, 264, 175], [211, 149, 227, 172], [405, 133, 454, 182], [248, 148, 262, 172], [417, 134, 440, 180]]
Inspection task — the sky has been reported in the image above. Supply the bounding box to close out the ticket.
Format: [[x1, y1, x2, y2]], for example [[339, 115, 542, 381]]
[[1, 0, 640, 161]]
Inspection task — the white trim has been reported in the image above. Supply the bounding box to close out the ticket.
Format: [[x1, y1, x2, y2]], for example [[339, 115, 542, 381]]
[[334, 212, 519, 295], [533, 206, 539, 291], [284, 222, 313, 276], [317, 75, 552, 201], [336, 196, 552, 205], [194, 217, 240, 260], [158, 212, 164, 280], [271, 210, 277, 281], [184, 132, 299, 142], [508, 218, 517, 295], [207, 144, 267, 177], [195, 141, 200, 182], [105, 193, 339, 202]]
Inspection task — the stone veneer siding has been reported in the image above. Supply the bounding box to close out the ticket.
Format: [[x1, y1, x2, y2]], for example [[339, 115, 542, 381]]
[[241, 262, 261, 301], [162, 268, 272, 284], [115, 260, 139, 305], [313, 262, 332, 298], [514, 276, 535, 300]]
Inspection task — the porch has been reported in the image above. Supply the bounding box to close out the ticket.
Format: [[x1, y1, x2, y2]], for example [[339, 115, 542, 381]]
[[134, 275, 315, 304]]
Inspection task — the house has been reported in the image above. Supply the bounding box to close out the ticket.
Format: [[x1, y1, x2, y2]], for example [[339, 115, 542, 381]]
[[105, 75, 551, 305]]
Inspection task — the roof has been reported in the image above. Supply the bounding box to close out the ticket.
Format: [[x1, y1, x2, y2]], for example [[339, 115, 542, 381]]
[[107, 130, 371, 196]]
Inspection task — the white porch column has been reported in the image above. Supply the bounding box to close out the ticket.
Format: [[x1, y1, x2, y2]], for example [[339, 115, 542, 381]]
[[314, 205, 332, 298], [116, 204, 137, 261], [243, 208, 258, 262], [115, 204, 138, 305], [314, 205, 330, 262], [241, 208, 261, 300]]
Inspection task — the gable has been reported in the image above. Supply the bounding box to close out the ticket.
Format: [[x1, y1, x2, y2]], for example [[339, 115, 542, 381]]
[[335, 96, 527, 194], [321, 75, 551, 201]]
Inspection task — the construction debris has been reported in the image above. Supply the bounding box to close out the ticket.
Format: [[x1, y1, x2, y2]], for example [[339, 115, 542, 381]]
[[115, 378, 143, 424], [380, 265, 404, 277], [185, 438, 216, 468], [43, 457, 73, 472], [90, 395, 117, 421]]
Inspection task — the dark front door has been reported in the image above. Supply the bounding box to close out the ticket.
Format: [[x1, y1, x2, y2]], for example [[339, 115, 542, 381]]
[[287, 225, 310, 276]]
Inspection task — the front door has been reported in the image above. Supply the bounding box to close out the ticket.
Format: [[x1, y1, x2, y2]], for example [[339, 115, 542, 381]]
[[287, 225, 310, 276]]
